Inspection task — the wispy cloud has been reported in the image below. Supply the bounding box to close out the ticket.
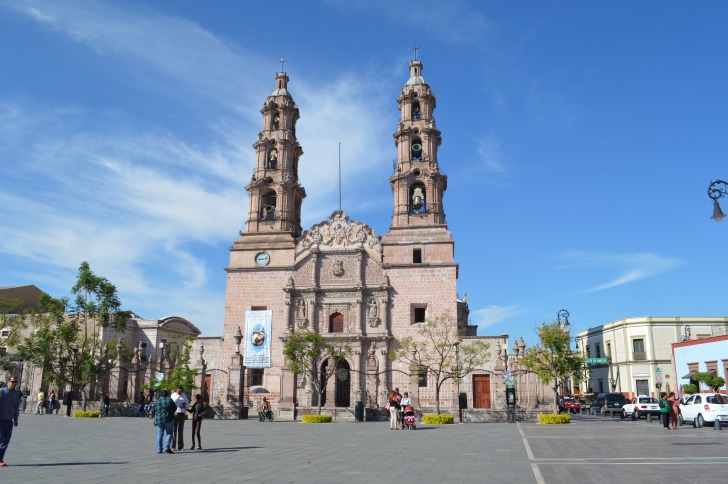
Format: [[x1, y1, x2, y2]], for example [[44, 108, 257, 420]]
[[0, 0, 398, 334], [476, 135, 507, 174], [558, 250, 684, 293], [470, 305, 522, 333]]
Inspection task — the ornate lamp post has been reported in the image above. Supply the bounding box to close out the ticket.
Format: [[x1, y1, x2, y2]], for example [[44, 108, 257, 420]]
[[453, 341, 461, 423], [233, 326, 246, 419], [557, 309, 570, 403], [67, 344, 78, 417], [708, 180, 727, 223]]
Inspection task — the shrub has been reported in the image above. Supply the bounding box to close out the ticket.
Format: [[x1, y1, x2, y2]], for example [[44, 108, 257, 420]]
[[539, 413, 571, 424], [74, 410, 101, 418], [682, 383, 698, 395], [422, 414, 455, 425], [302, 414, 333, 423]]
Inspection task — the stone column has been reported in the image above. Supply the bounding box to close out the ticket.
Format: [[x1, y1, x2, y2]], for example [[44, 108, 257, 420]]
[[109, 340, 126, 401], [351, 350, 362, 404], [227, 353, 246, 419], [378, 348, 389, 406]]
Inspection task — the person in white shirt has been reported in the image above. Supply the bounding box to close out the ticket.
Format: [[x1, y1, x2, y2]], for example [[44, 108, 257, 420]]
[[400, 391, 412, 429], [170, 386, 189, 451]]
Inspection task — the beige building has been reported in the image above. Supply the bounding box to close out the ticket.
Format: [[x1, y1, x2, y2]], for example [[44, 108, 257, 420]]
[[575, 317, 728, 397], [216, 57, 510, 419]]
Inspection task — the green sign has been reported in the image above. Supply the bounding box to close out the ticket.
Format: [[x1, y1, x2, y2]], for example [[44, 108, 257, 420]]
[[584, 357, 608, 364], [505, 380, 516, 388]]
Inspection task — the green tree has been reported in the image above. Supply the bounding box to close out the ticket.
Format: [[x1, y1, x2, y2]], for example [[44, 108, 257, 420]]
[[391, 315, 491, 414], [692, 372, 726, 392], [0, 296, 29, 378], [283, 330, 352, 415], [146, 336, 198, 394], [519, 321, 583, 413], [20, 262, 127, 408]]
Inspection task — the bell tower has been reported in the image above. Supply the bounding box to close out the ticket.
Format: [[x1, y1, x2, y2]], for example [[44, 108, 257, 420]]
[[381, 55, 456, 268], [245, 67, 306, 236], [228, 65, 306, 270]]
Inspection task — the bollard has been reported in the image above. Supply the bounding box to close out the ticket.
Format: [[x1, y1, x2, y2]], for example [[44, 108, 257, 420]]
[[647, 413, 652, 423], [715, 418, 722, 430], [631, 411, 636, 421]]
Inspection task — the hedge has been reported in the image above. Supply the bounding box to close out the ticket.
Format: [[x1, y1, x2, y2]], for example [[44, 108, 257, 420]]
[[74, 410, 101, 418], [422, 414, 455, 425], [539, 414, 571, 424], [302, 414, 333, 423]]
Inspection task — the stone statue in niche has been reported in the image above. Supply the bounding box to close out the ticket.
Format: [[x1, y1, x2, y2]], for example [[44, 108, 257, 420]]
[[367, 298, 380, 328], [332, 260, 344, 277], [296, 299, 306, 319]]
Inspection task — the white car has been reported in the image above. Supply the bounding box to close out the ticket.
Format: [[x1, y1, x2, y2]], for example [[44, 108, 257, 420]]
[[621, 395, 660, 419], [680, 393, 728, 426]]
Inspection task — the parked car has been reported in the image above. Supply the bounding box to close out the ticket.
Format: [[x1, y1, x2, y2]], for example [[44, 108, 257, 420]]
[[563, 397, 581, 413], [621, 395, 660, 419], [590, 392, 629, 416], [680, 393, 728, 426]]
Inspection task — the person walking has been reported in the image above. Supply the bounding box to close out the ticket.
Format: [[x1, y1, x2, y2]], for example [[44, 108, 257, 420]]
[[135, 392, 146, 417], [399, 391, 412, 430], [151, 390, 177, 454], [101, 393, 110, 418], [144, 394, 153, 417], [667, 392, 679, 429], [0, 377, 21, 466], [659, 392, 670, 429], [262, 397, 272, 421], [36, 389, 45, 415], [170, 386, 189, 451], [189, 394, 206, 450]]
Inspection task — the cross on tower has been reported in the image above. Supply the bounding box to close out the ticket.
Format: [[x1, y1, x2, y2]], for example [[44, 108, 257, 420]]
[[279, 55, 287, 73], [410, 41, 420, 61]]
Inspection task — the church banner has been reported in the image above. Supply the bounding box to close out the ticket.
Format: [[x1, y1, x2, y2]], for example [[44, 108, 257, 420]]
[[244, 310, 272, 368]]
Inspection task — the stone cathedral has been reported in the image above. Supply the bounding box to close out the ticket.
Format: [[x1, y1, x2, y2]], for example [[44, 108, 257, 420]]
[[219, 57, 503, 419]]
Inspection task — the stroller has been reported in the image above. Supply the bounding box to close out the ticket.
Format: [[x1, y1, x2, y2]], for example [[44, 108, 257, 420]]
[[403, 406, 416, 430]]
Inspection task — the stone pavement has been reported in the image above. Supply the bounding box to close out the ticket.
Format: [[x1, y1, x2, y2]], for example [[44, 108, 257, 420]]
[[2, 412, 727, 483]]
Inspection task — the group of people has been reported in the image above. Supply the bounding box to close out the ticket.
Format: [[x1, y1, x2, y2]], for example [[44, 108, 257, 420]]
[[660, 392, 680, 430], [386, 388, 411, 430], [151, 386, 207, 454], [34, 389, 60, 415]]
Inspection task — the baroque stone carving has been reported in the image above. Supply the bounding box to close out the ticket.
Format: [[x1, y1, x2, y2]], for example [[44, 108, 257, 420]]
[[332, 260, 344, 277], [296, 211, 382, 261]]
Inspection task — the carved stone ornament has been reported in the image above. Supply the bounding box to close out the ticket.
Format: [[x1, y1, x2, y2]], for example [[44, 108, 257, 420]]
[[296, 211, 383, 261], [332, 260, 344, 277]]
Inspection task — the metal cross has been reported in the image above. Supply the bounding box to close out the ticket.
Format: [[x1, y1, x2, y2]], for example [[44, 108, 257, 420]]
[[279, 55, 287, 73], [411, 41, 420, 61]]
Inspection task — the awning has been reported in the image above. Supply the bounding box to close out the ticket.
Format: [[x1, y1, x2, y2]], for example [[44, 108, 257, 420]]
[[681, 371, 697, 380]]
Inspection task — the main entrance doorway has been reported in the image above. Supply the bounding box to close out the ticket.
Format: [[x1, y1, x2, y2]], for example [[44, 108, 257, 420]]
[[319, 359, 351, 407]]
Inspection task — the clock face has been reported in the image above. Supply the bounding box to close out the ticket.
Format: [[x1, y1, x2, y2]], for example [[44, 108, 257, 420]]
[[254, 252, 270, 266]]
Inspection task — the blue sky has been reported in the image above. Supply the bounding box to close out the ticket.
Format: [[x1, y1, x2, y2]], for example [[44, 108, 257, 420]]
[[2, 0, 727, 345]]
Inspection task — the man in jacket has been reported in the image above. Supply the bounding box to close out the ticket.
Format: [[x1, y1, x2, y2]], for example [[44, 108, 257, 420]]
[[0, 378, 21, 466], [170, 386, 189, 451], [151, 390, 178, 454]]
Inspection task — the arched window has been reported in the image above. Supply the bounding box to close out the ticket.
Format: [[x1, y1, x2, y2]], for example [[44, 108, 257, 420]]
[[260, 191, 277, 220], [329, 312, 344, 333], [411, 138, 423, 161], [412, 102, 421, 120], [272, 112, 280, 130], [410, 184, 426, 214], [266, 147, 278, 170]]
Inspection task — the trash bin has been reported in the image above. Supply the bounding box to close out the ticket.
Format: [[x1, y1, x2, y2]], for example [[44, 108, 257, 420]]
[[355, 401, 364, 422]]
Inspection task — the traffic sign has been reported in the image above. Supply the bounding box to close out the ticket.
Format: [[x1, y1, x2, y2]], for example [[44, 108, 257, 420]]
[[584, 357, 608, 364], [656, 375, 663, 383], [502, 371, 512, 381], [656, 367, 661, 373]]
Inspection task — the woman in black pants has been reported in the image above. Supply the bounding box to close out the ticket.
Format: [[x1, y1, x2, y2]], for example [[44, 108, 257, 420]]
[[189, 394, 206, 450], [660, 393, 670, 429]]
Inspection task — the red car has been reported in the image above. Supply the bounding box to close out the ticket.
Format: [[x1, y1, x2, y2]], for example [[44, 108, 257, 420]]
[[563, 397, 581, 413]]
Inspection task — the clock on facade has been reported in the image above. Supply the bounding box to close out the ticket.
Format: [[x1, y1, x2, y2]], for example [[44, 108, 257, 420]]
[[254, 252, 270, 266]]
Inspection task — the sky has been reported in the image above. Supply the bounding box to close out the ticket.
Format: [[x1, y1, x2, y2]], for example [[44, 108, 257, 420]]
[[2, 0, 727, 346]]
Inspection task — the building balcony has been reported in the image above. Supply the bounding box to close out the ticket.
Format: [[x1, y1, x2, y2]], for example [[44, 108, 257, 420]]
[[633, 352, 647, 361]]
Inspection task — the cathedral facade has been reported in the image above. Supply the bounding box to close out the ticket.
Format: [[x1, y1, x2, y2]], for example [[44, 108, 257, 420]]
[[219, 57, 501, 418]]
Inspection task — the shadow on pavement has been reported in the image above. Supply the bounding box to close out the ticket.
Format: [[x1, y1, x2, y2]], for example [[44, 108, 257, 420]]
[[11, 461, 127, 467]]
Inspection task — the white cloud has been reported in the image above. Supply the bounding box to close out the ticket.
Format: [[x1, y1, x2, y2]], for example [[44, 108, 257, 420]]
[[476, 135, 507, 173], [558, 250, 684, 293], [470, 305, 522, 333]]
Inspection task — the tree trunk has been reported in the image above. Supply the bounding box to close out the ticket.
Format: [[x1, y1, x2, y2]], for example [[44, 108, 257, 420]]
[[435, 384, 441, 414], [553, 383, 560, 414]]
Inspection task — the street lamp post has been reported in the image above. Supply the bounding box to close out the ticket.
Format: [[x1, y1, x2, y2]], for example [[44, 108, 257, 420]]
[[557, 310, 570, 407], [67, 345, 79, 417], [233, 326, 246, 419], [708, 180, 727, 223], [454, 341, 461, 423]]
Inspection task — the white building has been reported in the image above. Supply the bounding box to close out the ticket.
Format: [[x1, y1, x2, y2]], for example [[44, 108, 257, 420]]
[[575, 317, 728, 397], [672, 334, 728, 395]]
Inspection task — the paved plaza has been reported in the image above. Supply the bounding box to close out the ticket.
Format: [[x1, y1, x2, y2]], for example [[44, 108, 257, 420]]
[[1, 412, 727, 483]]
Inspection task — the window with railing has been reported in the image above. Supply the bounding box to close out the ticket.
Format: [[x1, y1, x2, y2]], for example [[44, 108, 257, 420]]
[[632, 338, 645, 360]]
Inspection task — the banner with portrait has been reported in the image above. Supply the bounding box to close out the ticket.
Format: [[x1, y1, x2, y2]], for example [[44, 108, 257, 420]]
[[243, 310, 272, 368]]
